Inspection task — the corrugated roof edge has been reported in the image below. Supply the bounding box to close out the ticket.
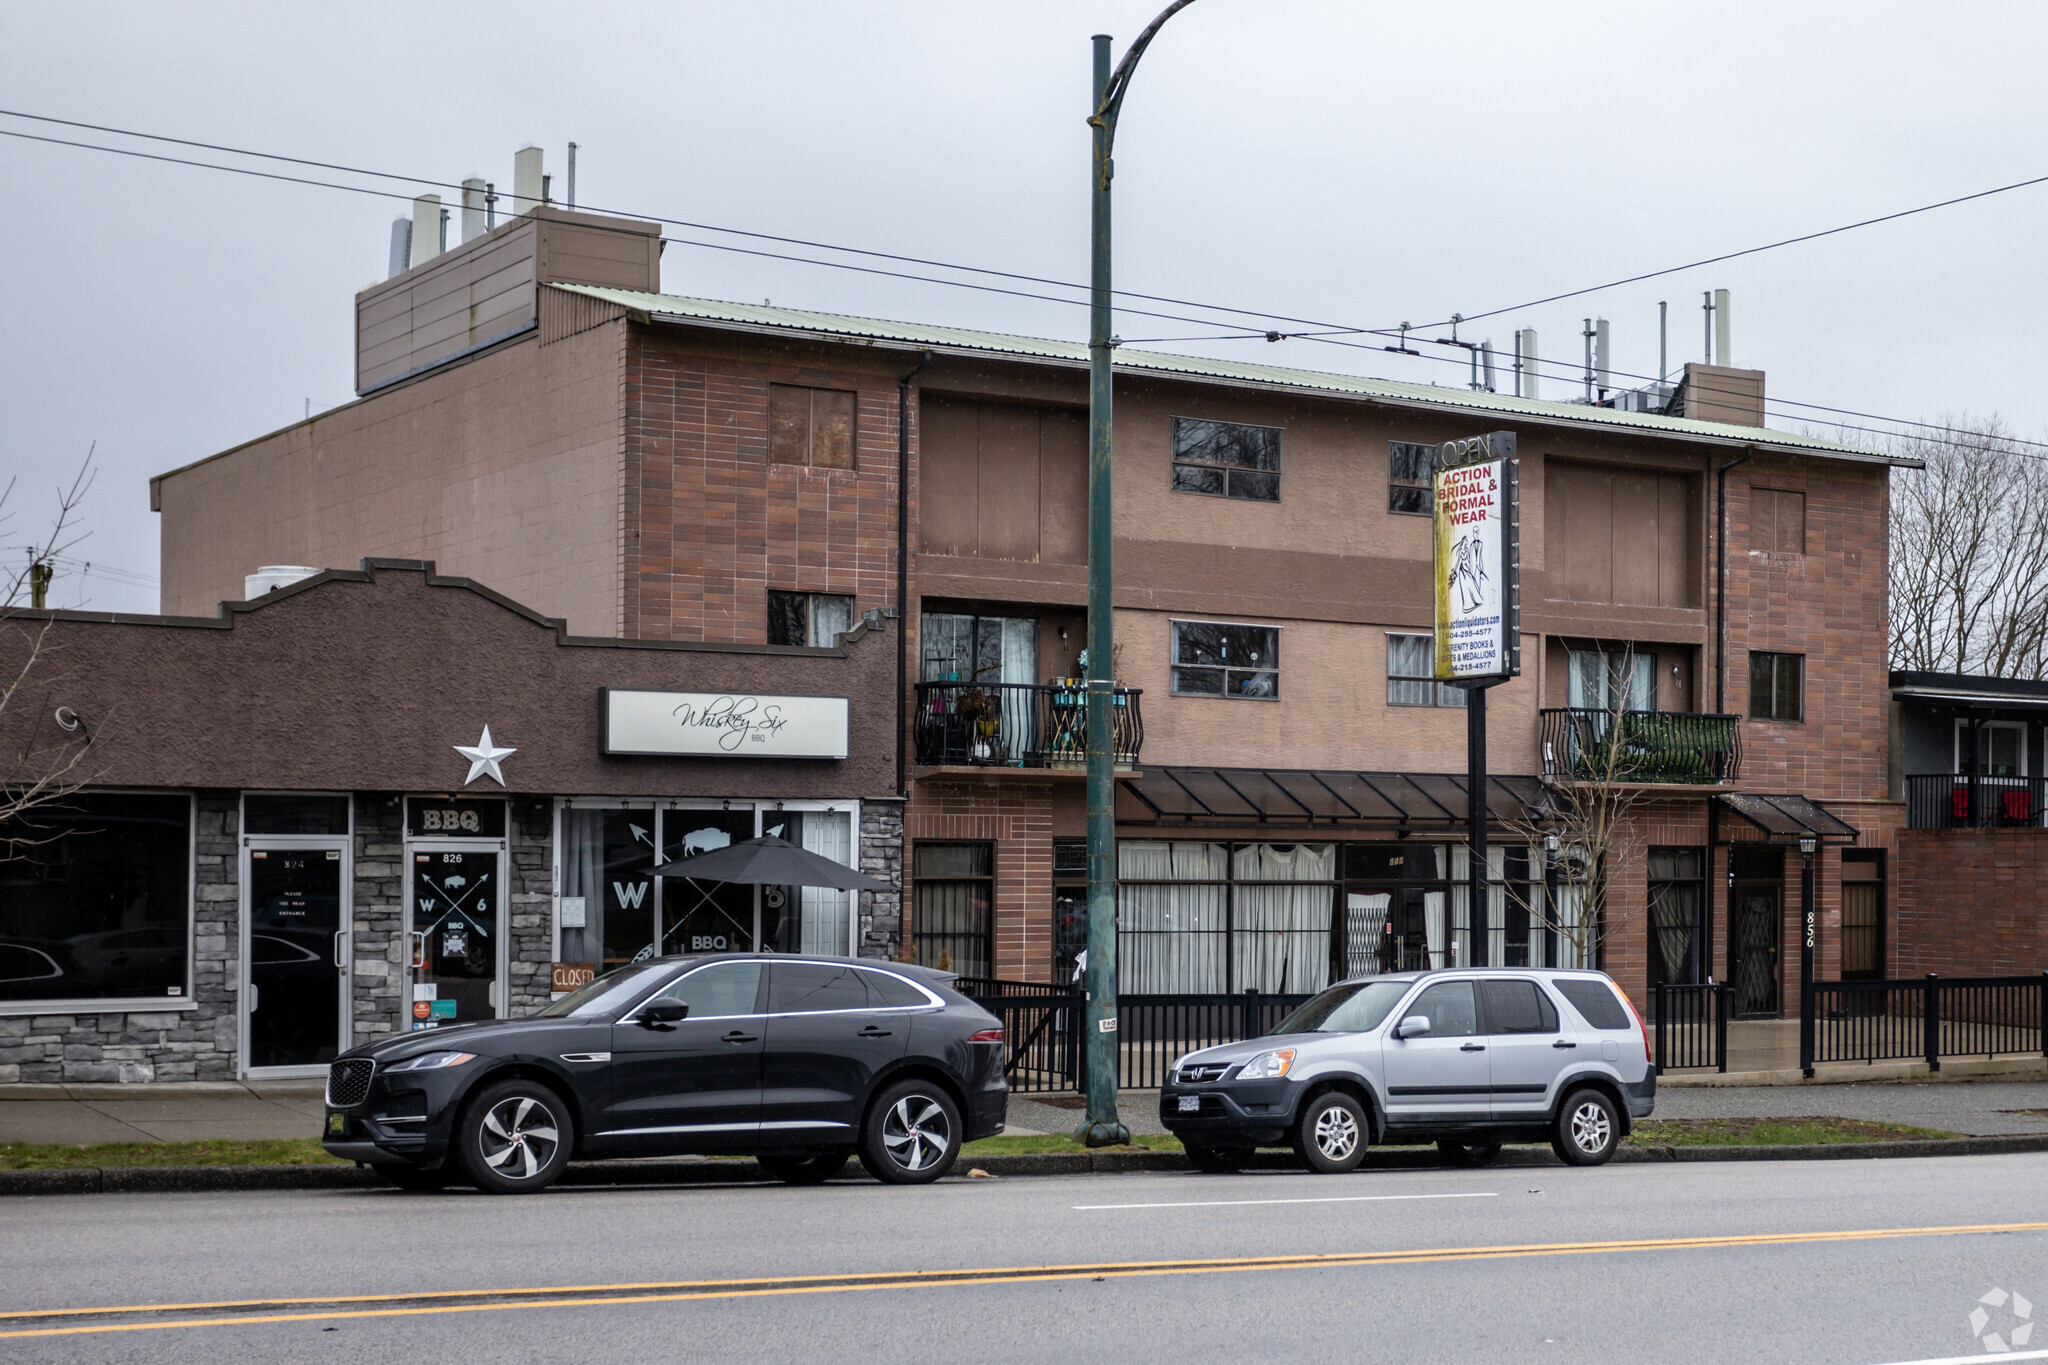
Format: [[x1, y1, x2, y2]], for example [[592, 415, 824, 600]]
[[556, 283, 1920, 469]]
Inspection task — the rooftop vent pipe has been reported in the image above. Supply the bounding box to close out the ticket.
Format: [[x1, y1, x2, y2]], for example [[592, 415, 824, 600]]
[[409, 194, 443, 269], [387, 217, 412, 279], [512, 145, 544, 217], [461, 178, 489, 242], [244, 566, 321, 599]]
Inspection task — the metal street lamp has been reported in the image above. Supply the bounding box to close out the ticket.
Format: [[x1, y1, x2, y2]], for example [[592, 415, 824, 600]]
[[1080, 1, 1197, 1148], [1798, 834, 1817, 1078]]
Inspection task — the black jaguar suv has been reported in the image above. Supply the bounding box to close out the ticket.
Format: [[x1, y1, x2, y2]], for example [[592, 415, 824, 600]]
[[321, 955, 1006, 1193]]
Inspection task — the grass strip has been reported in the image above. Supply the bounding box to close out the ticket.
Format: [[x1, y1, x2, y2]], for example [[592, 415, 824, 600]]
[[0, 1138, 343, 1170], [1625, 1117, 1959, 1146]]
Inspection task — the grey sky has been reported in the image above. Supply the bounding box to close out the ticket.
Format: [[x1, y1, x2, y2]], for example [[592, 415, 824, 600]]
[[4, 1, 2042, 614]]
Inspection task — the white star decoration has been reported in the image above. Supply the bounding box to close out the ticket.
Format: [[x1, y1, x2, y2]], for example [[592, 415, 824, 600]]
[[454, 725, 516, 787]]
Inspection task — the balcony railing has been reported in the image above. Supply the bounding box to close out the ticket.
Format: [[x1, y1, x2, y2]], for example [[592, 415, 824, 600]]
[[1905, 773, 2046, 829], [913, 680, 1144, 769], [1539, 709, 1743, 785]]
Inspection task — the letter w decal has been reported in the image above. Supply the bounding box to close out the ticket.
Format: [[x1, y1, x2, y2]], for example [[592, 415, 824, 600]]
[[613, 881, 649, 909]]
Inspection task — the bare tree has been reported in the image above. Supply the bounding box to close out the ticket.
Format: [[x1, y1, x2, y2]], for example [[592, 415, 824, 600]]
[[1888, 416, 2048, 678], [1504, 647, 1669, 968], [0, 452, 102, 856]]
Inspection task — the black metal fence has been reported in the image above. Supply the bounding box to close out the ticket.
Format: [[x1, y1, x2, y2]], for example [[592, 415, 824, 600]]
[[955, 983, 1310, 1093], [912, 681, 1143, 769], [1539, 708, 1742, 785], [1806, 974, 2048, 1071], [1903, 774, 2045, 829], [1651, 982, 1729, 1073]]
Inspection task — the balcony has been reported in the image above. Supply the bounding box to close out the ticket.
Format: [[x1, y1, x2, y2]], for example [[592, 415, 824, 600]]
[[913, 680, 1143, 770], [1539, 709, 1743, 786], [1905, 774, 2046, 829]]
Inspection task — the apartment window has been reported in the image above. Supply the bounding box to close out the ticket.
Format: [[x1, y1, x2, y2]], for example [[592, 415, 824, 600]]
[[1052, 839, 1088, 985], [1172, 620, 1279, 699], [1647, 848, 1705, 987], [1751, 487, 1806, 554], [1748, 651, 1803, 722], [768, 591, 854, 647], [1170, 418, 1281, 502], [1389, 441, 1439, 515], [912, 843, 993, 979], [1840, 853, 1884, 980], [0, 793, 193, 1006], [1568, 648, 1657, 714], [1386, 633, 1466, 707], [768, 383, 856, 469], [1955, 720, 2027, 776]]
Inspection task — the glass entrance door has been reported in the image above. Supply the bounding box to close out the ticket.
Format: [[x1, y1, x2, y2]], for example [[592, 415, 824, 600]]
[[246, 842, 348, 1071], [1729, 847, 1785, 1018], [408, 844, 505, 1031]]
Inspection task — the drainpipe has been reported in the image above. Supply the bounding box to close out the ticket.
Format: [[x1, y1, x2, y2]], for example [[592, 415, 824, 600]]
[[896, 352, 934, 797], [1714, 447, 1755, 713]]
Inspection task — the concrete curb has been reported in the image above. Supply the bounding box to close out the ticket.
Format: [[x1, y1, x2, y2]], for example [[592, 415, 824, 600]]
[[1660, 1056, 2048, 1087], [4, 1134, 2044, 1195]]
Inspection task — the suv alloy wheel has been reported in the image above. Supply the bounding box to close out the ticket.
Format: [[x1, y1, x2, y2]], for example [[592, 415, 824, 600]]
[[1294, 1091, 1369, 1173], [860, 1079, 962, 1184], [1552, 1087, 1622, 1166], [456, 1079, 575, 1194]]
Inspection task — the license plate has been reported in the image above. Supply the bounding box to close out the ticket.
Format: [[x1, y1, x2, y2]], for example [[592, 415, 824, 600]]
[[1178, 1095, 1200, 1113]]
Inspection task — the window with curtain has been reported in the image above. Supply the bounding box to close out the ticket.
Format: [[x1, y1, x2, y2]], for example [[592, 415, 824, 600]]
[[1231, 844, 1336, 993], [921, 613, 1040, 759], [1386, 633, 1467, 708], [760, 809, 855, 956], [1451, 844, 1545, 970], [1117, 841, 1229, 993], [767, 591, 854, 647], [559, 808, 659, 974], [1647, 848, 1704, 986], [912, 842, 993, 979], [1568, 648, 1656, 715]]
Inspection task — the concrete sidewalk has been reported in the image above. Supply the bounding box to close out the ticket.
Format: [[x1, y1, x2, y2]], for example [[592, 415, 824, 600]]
[[0, 1081, 325, 1146]]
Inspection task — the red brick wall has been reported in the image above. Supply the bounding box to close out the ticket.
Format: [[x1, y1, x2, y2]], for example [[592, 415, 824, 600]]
[[1895, 830, 2048, 976], [905, 782, 1055, 980], [622, 330, 905, 643]]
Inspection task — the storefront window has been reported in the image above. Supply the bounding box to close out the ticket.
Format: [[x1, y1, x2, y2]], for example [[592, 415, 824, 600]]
[[1647, 847, 1705, 986], [761, 809, 854, 955], [1117, 842, 1336, 994], [913, 843, 993, 979], [559, 808, 658, 972], [661, 810, 760, 955], [0, 794, 191, 1005]]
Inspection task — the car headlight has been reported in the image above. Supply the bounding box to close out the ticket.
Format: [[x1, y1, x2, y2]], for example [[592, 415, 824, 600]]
[[1234, 1049, 1295, 1081], [384, 1050, 476, 1073]]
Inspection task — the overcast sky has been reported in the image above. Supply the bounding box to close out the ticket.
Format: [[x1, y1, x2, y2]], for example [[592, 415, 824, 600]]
[[4, 1, 2044, 613]]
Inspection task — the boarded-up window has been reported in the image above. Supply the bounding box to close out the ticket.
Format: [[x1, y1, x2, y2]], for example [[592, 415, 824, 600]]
[[768, 384, 856, 469], [1544, 462, 1700, 607], [1751, 487, 1805, 554], [918, 396, 1086, 563]]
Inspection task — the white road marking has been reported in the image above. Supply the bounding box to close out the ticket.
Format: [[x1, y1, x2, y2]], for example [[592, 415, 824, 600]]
[[1869, 1353, 2048, 1365], [1073, 1192, 1499, 1211]]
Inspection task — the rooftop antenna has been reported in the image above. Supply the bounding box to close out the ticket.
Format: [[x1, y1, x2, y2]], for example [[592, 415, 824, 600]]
[[1713, 289, 1732, 369], [1517, 328, 1540, 400], [567, 142, 578, 209], [1581, 317, 1596, 402], [1480, 340, 1497, 393], [1703, 290, 1715, 364], [1594, 318, 1611, 399]]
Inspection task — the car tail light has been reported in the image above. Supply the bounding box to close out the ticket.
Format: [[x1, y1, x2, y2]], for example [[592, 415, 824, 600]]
[[969, 1028, 1004, 1044], [1618, 987, 1651, 1065]]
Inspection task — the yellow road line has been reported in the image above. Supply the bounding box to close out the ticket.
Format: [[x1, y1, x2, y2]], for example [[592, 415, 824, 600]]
[[6, 1222, 2046, 1341]]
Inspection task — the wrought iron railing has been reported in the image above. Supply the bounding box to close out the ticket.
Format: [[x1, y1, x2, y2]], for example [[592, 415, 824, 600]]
[[1651, 981, 1729, 1073], [913, 681, 1143, 769], [1805, 974, 2048, 1071], [1904, 774, 2046, 829], [1539, 709, 1742, 785], [952, 983, 1310, 1094]]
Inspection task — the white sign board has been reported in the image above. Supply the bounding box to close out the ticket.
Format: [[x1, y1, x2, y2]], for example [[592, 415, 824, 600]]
[[603, 688, 849, 759], [1432, 434, 1521, 682]]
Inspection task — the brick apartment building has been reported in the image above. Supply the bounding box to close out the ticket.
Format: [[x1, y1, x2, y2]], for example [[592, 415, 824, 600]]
[[126, 202, 1922, 1028]]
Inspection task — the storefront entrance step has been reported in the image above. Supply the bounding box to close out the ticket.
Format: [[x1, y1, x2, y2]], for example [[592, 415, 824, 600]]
[[1661, 1056, 2048, 1088]]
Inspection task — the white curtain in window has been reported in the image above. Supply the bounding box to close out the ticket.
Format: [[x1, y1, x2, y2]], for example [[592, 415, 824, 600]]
[[798, 811, 853, 955], [1423, 890, 1447, 968], [1231, 843, 1335, 994], [999, 618, 1038, 756], [1553, 880, 1586, 969], [560, 808, 607, 970], [1117, 841, 1227, 993], [808, 596, 853, 647]]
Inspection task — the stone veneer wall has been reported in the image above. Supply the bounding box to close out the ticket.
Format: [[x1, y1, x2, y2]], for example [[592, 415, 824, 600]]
[[351, 795, 406, 1047], [508, 797, 556, 1016], [859, 798, 906, 961]]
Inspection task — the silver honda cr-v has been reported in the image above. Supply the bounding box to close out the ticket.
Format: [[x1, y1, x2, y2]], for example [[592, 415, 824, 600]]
[[1159, 969, 1655, 1173]]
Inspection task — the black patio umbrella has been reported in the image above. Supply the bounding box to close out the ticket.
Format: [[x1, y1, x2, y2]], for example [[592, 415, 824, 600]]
[[648, 834, 890, 892]]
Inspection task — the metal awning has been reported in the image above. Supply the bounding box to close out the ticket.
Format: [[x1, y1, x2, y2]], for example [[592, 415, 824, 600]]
[[1717, 793, 1859, 844], [1116, 768, 1547, 829]]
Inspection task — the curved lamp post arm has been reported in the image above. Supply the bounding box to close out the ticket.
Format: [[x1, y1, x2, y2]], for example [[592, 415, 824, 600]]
[[1090, 0, 1199, 157]]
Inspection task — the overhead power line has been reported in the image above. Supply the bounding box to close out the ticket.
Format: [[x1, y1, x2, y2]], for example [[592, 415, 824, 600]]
[[2, 110, 2043, 457]]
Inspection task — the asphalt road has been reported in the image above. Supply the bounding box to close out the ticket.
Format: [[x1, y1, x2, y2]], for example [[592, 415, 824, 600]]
[[4, 1155, 2047, 1364]]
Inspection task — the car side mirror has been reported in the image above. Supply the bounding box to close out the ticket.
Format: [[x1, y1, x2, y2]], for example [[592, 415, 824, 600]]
[[1396, 1014, 1431, 1039], [640, 1000, 690, 1026]]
